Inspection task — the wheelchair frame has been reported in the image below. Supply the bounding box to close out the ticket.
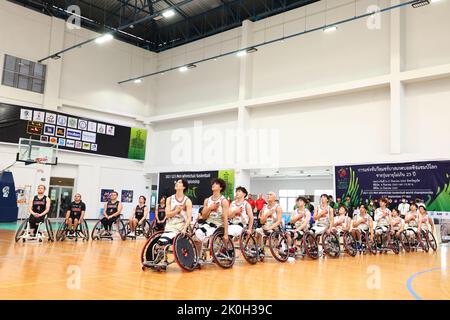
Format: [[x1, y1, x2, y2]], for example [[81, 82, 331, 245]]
[[15, 216, 54, 243], [55, 219, 89, 242]]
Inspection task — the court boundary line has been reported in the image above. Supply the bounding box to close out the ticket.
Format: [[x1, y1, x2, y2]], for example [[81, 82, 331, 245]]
[[406, 267, 449, 300]]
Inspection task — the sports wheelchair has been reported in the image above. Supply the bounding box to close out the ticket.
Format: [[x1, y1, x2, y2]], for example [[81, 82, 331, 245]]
[[285, 228, 320, 260], [401, 227, 437, 252], [124, 219, 152, 240], [55, 219, 89, 241], [141, 230, 198, 272], [328, 228, 358, 257], [373, 225, 401, 254], [192, 221, 236, 269], [91, 215, 127, 241], [309, 224, 342, 258], [351, 228, 377, 255], [15, 216, 54, 243], [253, 226, 290, 263]]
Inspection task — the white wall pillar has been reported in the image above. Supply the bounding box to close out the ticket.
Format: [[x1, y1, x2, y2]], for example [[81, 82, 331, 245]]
[[237, 20, 254, 175], [389, 0, 405, 154], [42, 17, 65, 110], [235, 169, 251, 190]]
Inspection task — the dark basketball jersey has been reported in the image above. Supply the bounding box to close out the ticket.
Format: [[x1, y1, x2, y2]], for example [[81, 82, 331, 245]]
[[106, 201, 120, 216], [69, 201, 86, 216], [32, 195, 47, 214], [157, 205, 166, 221], [135, 205, 146, 219]]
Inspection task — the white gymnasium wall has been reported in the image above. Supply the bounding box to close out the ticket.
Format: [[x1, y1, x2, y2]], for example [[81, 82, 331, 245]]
[[404, 0, 450, 70], [0, 0, 157, 116], [0, 1, 51, 106], [59, 27, 156, 117], [147, 110, 239, 171], [250, 178, 334, 197], [0, 1, 154, 220], [248, 86, 391, 168], [403, 77, 450, 157], [251, 0, 391, 97], [154, 28, 242, 115]]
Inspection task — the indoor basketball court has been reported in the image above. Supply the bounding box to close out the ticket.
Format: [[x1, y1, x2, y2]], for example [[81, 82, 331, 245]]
[[0, 0, 449, 303]]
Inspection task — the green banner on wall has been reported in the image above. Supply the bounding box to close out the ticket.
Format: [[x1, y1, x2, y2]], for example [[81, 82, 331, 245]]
[[218, 169, 235, 201], [128, 128, 147, 160]]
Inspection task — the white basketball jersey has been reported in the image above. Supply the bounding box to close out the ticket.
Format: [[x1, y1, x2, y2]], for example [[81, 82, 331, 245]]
[[206, 195, 225, 227], [230, 200, 249, 225]]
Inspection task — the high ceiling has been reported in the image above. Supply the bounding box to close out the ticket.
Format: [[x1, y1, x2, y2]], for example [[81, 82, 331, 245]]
[[9, 0, 319, 52]]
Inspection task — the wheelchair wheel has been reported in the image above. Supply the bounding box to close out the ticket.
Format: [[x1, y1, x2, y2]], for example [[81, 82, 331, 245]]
[[142, 220, 152, 238], [419, 230, 429, 252], [210, 228, 235, 269], [117, 219, 127, 241], [141, 231, 165, 270], [80, 220, 90, 241], [91, 220, 103, 240], [239, 228, 259, 265], [426, 231, 437, 251], [343, 232, 357, 257], [56, 221, 67, 241], [322, 232, 340, 258], [45, 218, 54, 242], [367, 238, 377, 255], [173, 233, 198, 272], [15, 219, 28, 243], [389, 233, 400, 254], [303, 232, 319, 260], [399, 230, 411, 252], [268, 231, 289, 262]]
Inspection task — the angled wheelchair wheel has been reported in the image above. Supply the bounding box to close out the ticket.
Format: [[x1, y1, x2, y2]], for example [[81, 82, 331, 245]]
[[15, 219, 28, 243], [56, 221, 67, 242], [211, 228, 235, 269], [125, 221, 132, 235], [399, 230, 411, 252], [239, 228, 259, 265], [173, 233, 198, 272], [419, 230, 429, 252], [45, 218, 54, 242], [343, 232, 357, 257], [268, 231, 289, 262], [426, 231, 437, 251], [322, 232, 340, 258], [80, 220, 90, 241], [91, 220, 103, 241], [141, 231, 164, 270], [117, 219, 127, 241], [389, 234, 400, 254], [368, 238, 377, 255], [142, 220, 152, 239], [303, 232, 319, 260]]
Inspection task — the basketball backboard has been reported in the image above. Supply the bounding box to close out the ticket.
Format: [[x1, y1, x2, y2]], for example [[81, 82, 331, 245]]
[[16, 138, 58, 165]]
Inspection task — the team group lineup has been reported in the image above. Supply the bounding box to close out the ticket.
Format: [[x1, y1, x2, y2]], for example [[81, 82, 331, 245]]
[[15, 178, 438, 272]]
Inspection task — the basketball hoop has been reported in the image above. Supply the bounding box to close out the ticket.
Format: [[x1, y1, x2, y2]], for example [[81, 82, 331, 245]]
[[35, 157, 48, 165]]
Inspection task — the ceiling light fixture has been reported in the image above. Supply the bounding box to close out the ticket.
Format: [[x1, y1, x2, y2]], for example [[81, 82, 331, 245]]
[[162, 9, 175, 18], [323, 25, 338, 33], [134, 79, 142, 84], [411, 0, 430, 7], [237, 47, 258, 57], [95, 33, 113, 44], [179, 64, 197, 72]]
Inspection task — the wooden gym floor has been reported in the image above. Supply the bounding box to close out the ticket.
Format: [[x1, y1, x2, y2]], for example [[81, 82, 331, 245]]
[[0, 226, 448, 300]]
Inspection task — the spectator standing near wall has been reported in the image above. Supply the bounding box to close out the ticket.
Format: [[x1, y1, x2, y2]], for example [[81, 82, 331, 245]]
[[255, 194, 267, 215]]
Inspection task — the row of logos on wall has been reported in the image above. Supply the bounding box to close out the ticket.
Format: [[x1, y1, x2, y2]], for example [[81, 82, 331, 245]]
[[21, 108, 115, 152]]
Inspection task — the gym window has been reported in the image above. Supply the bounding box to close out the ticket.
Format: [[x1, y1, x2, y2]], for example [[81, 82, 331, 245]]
[[2, 54, 46, 94], [279, 189, 305, 213]]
